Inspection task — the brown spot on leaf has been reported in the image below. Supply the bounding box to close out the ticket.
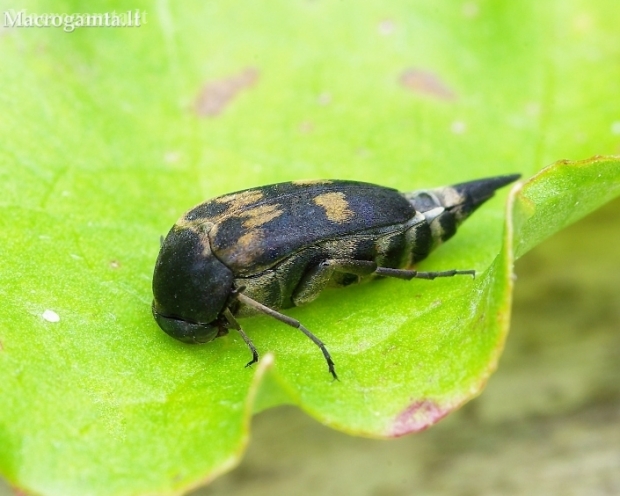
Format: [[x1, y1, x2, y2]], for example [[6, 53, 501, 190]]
[[164, 151, 181, 164], [390, 399, 451, 436], [299, 121, 314, 134], [194, 67, 259, 117], [9, 486, 28, 496], [378, 19, 395, 36], [400, 68, 456, 101], [462, 2, 480, 19], [317, 92, 331, 105]]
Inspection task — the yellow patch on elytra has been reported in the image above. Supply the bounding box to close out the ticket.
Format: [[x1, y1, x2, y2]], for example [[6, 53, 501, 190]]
[[291, 179, 333, 186], [313, 192, 354, 223], [215, 189, 264, 209], [175, 216, 215, 231], [219, 229, 265, 266], [241, 203, 283, 228], [237, 229, 263, 249], [216, 203, 282, 267]]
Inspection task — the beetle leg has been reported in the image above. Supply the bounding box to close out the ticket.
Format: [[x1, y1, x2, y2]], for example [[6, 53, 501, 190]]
[[321, 259, 379, 275], [373, 266, 475, 280], [223, 307, 259, 368], [235, 292, 338, 380], [315, 259, 475, 280]]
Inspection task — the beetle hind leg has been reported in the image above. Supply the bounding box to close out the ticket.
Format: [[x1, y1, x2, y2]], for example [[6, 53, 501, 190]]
[[302, 258, 476, 282], [293, 259, 475, 303], [374, 266, 475, 280], [235, 293, 338, 380], [223, 308, 259, 368]]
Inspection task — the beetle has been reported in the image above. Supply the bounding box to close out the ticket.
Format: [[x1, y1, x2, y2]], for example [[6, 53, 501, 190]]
[[152, 174, 520, 379]]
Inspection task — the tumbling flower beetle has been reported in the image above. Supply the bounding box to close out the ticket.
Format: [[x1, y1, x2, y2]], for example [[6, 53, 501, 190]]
[[152, 174, 520, 379]]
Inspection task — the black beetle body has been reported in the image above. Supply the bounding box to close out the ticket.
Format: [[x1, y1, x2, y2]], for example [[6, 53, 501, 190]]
[[152, 174, 520, 379]]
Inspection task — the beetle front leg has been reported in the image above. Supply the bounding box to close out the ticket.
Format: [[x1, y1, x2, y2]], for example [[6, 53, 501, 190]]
[[235, 293, 338, 380], [223, 308, 259, 368]]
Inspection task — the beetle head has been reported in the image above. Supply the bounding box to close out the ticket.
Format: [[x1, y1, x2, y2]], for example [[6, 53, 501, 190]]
[[152, 226, 234, 344], [151, 305, 225, 344]]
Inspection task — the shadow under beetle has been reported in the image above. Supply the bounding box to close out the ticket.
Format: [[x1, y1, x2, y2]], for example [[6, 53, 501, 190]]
[[152, 174, 520, 379]]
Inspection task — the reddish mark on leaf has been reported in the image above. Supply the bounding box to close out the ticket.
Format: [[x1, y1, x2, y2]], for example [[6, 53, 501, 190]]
[[194, 67, 260, 117], [377, 19, 395, 36], [164, 151, 181, 164], [399, 68, 456, 101], [299, 121, 314, 134], [317, 92, 331, 105], [390, 399, 450, 437]]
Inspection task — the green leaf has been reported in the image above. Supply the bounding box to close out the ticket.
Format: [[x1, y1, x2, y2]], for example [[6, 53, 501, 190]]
[[1, 1, 619, 495], [511, 157, 620, 259]]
